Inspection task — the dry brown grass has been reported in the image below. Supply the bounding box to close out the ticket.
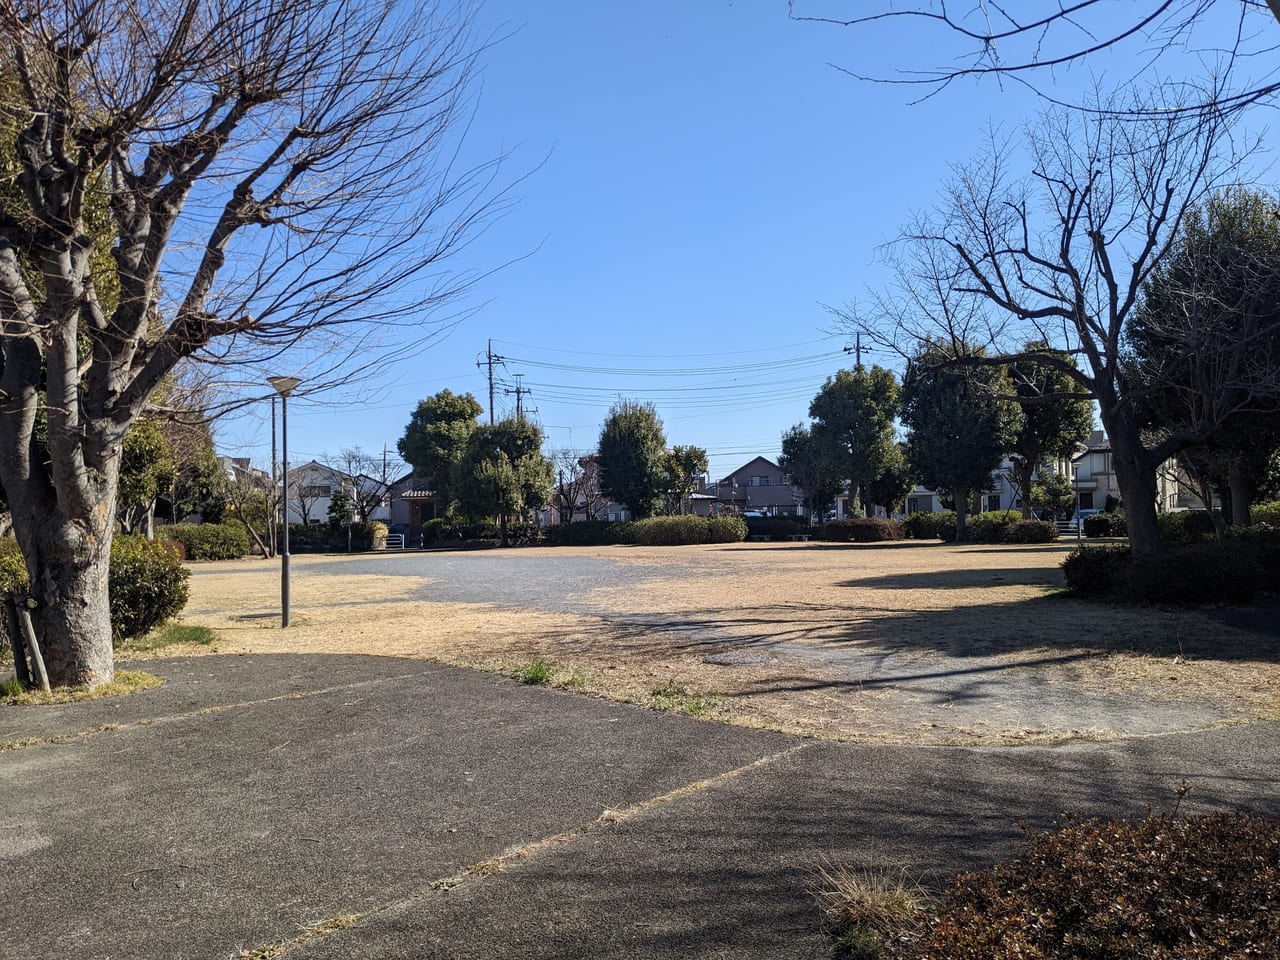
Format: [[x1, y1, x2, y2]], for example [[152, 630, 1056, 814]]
[[160, 541, 1280, 745]]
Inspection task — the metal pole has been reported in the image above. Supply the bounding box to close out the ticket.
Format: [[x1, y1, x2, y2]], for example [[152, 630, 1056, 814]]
[[271, 395, 278, 556], [281, 391, 291, 628]]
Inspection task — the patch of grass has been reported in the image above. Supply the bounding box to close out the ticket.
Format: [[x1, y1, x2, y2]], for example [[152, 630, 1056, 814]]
[[2, 669, 162, 705], [509, 659, 553, 685], [815, 865, 928, 959], [122, 622, 217, 653], [648, 679, 722, 717], [552, 668, 590, 690], [1, 677, 24, 699]]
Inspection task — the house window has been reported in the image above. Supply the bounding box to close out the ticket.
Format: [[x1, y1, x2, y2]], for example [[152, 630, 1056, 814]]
[[750, 475, 769, 487], [1079, 492, 1095, 509], [301, 484, 332, 497], [906, 497, 920, 514], [986, 494, 1001, 512]]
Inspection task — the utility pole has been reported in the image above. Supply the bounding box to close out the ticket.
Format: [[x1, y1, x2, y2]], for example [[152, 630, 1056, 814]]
[[487, 339, 496, 425], [856, 333, 862, 368], [507, 372, 530, 422]]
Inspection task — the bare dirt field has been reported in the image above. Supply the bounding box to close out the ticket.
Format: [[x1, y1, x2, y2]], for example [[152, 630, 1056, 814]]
[[159, 540, 1280, 746]]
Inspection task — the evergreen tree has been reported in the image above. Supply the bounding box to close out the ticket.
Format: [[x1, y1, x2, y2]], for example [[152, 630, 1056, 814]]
[[597, 401, 667, 520], [809, 366, 900, 517]]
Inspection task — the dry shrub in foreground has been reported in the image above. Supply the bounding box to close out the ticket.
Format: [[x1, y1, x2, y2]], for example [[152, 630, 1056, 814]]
[[821, 812, 1279, 959], [920, 812, 1279, 959]]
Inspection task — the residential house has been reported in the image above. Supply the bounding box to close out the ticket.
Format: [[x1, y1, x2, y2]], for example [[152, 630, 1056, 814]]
[[709, 456, 803, 517], [284, 460, 391, 526]]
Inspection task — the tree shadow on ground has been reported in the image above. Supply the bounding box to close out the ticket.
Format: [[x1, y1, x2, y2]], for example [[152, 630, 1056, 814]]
[[566, 591, 1280, 667]]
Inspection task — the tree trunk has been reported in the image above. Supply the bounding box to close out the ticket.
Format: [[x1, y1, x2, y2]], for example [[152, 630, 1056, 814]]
[[12, 511, 115, 687], [861, 480, 874, 518], [1097, 405, 1162, 555], [953, 487, 970, 541], [1228, 458, 1251, 527], [499, 513, 509, 547]]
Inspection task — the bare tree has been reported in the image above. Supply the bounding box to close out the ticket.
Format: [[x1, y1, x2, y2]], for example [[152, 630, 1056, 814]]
[[550, 449, 592, 524], [846, 98, 1255, 553], [791, 1, 1280, 115], [0, 0, 504, 686], [323, 446, 405, 523], [224, 458, 277, 558]]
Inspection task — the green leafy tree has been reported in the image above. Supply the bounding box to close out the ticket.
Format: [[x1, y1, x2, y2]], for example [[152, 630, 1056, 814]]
[[864, 442, 913, 517], [1129, 187, 1280, 526], [809, 366, 900, 517], [453, 418, 553, 546], [1007, 344, 1094, 518], [597, 400, 667, 520], [902, 345, 1023, 541], [1031, 472, 1075, 519], [327, 487, 354, 530], [118, 420, 177, 538], [398, 390, 484, 516], [662, 445, 709, 515], [779, 424, 843, 522]]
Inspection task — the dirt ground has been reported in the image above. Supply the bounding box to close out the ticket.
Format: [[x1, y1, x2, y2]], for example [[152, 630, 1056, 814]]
[[156, 540, 1280, 746]]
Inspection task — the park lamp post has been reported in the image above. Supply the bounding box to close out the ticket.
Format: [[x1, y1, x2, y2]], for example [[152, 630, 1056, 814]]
[[268, 376, 302, 627]]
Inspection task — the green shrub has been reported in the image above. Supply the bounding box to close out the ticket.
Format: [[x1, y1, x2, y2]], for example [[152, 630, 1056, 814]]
[[421, 518, 448, 542], [0, 536, 189, 645], [630, 515, 746, 546], [368, 521, 388, 541], [1061, 546, 1132, 599], [1250, 500, 1280, 527], [1005, 520, 1058, 543], [544, 520, 616, 546], [744, 516, 806, 540], [166, 522, 250, 560], [919, 812, 1280, 959], [1158, 510, 1216, 545], [965, 510, 1021, 543], [820, 518, 905, 542], [1084, 511, 1127, 537], [902, 511, 956, 541], [0, 537, 27, 593], [1064, 539, 1274, 605], [109, 536, 190, 642]]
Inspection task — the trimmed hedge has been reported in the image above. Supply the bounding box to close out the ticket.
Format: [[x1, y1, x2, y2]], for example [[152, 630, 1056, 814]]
[[1063, 536, 1278, 605], [1157, 510, 1215, 545], [543, 520, 626, 547], [820, 517, 904, 542], [630, 515, 746, 546], [965, 510, 1022, 544], [1005, 519, 1058, 543], [0, 535, 189, 643], [1084, 511, 1127, 538], [745, 516, 807, 540], [918, 812, 1280, 959], [166, 522, 250, 560], [902, 511, 957, 541]]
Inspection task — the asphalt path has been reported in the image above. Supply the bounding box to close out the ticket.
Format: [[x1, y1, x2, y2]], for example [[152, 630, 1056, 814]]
[[3, 653, 1277, 960]]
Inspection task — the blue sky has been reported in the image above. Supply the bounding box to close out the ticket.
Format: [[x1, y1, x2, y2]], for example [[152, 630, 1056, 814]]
[[218, 1, 1278, 481]]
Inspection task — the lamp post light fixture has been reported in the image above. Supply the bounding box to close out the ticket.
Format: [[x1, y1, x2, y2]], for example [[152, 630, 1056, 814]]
[[268, 376, 302, 627]]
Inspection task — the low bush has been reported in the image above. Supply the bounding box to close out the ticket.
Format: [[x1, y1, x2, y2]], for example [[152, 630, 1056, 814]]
[[1061, 546, 1132, 599], [744, 516, 807, 540], [1251, 500, 1280, 527], [1064, 538, 1276, 605], [901, 511, 956, 541], [0, 536, 189, 646], [820, 518, 905, 542], [965, 510, 1022, 544], [1158, 509, 1216, 545], [918, 812, 1280, 959], [109, 536, 190, 642], [630, 515, 746, 546], [166, 522, 250, 560], [1084, 511, 1127, 538], [544, 520, 626, 546], [420, 518, 448, 542], [1005, 519, 1058, 543]]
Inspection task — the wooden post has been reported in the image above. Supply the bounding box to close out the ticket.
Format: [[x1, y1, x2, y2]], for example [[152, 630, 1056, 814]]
[[16, 597, 50, 693], [3, 594, 32, 688]]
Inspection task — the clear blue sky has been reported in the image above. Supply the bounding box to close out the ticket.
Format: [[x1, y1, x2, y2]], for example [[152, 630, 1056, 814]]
[[217, 1, 1277, 481]]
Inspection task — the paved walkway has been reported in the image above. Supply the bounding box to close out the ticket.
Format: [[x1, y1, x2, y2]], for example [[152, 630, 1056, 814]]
[[3, 654, 1278, 960]]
